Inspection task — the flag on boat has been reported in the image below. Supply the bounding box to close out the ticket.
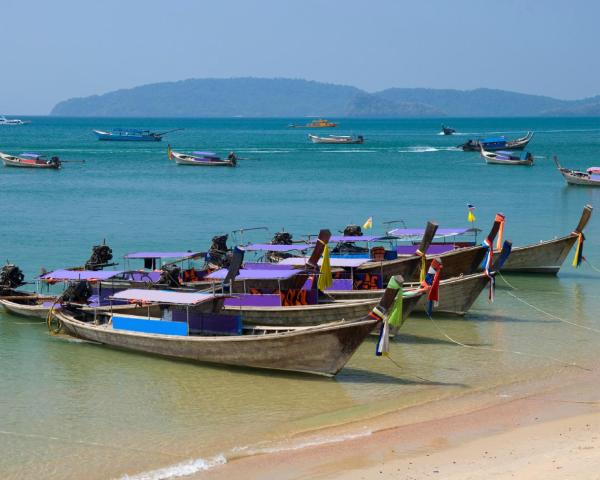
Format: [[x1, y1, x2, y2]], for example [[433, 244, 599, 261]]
[[167, 144, 173, 161], [467, 204, 476, 223], [317, 244, 333, 290], [363, 217, 373, 229]]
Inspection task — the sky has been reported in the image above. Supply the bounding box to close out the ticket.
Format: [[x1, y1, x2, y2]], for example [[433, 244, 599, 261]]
[[3, 0, 600, 114]]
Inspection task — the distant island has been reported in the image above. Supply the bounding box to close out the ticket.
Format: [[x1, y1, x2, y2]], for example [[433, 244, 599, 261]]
[[50, 77, 600, 118]]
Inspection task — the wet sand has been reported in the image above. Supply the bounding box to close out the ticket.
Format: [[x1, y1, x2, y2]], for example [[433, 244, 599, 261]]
[[197, 366, 600, 480]]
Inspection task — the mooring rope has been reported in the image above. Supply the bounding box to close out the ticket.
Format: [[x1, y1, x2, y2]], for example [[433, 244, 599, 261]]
[[505, 290, 600, 335], [425, 312, 590, 371], [384, 354, 436, 384], [497, 271, 519, 290], [584, 257, 600, 274]]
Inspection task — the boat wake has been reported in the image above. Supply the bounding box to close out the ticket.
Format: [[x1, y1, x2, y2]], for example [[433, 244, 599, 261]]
[[119, 429, 372, 480], [398, 146, 461, 153]]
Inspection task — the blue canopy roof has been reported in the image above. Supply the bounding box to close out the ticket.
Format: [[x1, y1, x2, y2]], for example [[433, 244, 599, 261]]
[[481, 137, 506, 144]]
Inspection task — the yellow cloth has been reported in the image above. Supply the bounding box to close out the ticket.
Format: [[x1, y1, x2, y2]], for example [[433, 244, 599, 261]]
[[467, 210, 476, 223], [362, 217, 373, 229], [317, 244, 333, 290]]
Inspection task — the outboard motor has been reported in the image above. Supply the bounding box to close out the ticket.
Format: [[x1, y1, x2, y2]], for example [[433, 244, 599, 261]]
[[271, 231, 293, 245], [61, 281, 93, 304], [0, 263, 25, 292], [266, 231, 294, 262], [333, 224, 368, 254], [85, 243, 113, 270], [227, 152, 237, 166], [206, 234, 231, 269], [49, 156, 61, 168], [158, 265, 181, 287]]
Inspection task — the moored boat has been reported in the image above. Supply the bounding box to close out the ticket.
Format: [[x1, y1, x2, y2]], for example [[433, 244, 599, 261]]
[[553, 157, 600, 187], [459, 131, 534, 152], [441, 125, 456, 135], [168, 146, 238, 167], [495, 205, 593, 274], [481, 148, 534, 166], [308, 134, 364, 144], [50, 279, 405, 376], [0, 152, 61, 169], [93, 128, 183, 142]]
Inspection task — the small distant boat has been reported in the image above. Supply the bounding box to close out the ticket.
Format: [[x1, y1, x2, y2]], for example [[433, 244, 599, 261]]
[[168, 146, 238, 167], [459, 131, 534, 151], [93, 128, 183, 142], [481, 148, 534, 166], [0, 152, 61, 169], [308, 134, 364, 144], [441, 125, 456, 135], [553, 157, 600, 187], [0, 115, 30, 126], [289, 119, 337, 128]]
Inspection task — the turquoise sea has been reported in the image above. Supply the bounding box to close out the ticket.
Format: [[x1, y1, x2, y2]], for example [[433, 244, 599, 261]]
[[1, 117, 599, 479]]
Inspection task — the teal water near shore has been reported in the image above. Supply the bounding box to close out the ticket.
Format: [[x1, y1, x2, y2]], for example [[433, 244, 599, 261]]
[[1, 117, 599, 479]]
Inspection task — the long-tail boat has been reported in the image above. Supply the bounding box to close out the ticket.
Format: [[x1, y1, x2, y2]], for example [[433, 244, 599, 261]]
[[308, 134, 364, 144], [356, 217, 501, 282], [49, 278, 405, 377], [169, 147, 238, 167], [289, 119, 337, 128], [553, 157, 600, 187], [93, 128, 183, 142], [0, 152, 61, 169], [459, 132, 533, 152], [441, 125, 456, 135], [495, 205, 593, 274], [481, 148, 534, 166]]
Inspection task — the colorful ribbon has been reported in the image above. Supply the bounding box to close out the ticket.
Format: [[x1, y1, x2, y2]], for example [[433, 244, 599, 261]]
[[571, 232, 585, 268]]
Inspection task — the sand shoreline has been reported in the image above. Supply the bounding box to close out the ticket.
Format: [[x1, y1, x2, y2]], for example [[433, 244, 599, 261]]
[[193, 365, 600, 480]]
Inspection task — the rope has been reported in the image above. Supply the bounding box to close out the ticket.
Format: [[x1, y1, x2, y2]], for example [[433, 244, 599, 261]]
[[506, 290, 600, 335], [497, 271, 519, 290], [584, 257, 600, 274], [425, 312, 590, 371], [384, 354, 438, 384]]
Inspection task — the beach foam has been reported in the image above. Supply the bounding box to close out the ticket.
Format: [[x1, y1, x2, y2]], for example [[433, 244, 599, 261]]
[[120, 454, 226, 480]]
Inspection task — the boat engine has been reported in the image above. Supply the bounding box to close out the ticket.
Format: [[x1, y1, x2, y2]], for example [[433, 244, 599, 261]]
[[0, 263, 26, 292], [333, 225, 369, 254], [61, 281, 92, 304], [206, 234, 231, 269], [158, 265, 181, 287], [266, 231, 294, 262], [85, 243, 113, 270]]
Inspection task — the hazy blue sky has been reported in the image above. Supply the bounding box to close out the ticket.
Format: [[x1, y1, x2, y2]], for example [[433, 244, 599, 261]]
[[3, 0, 599, 114]]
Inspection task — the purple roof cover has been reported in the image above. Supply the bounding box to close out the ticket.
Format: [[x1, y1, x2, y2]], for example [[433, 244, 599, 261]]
[[112, 289, 216, 305], [310, 235, 385, 243], [244, 243, 311, 252], [389, 228, 477, 238], [39, 269, 124, 281], [192, 151, 218, 157], [206, 268, 298, 280], [20, 153, 42, 159], [278, 257, 369, 268], [124, 251, 201, 259]]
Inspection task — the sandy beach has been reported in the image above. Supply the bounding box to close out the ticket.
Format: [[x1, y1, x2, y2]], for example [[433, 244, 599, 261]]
[[198, 366, 600, 480]]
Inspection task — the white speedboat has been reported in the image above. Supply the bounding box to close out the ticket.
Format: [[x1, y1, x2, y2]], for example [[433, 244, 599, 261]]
[[0, 116, 30, 125]]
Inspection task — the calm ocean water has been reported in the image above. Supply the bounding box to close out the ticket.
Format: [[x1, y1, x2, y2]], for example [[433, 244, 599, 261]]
[[1, 117, 599, 479]]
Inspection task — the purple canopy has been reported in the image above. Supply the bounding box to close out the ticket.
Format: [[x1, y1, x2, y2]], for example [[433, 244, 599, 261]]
[[310, 235, 385, 243], [278, 257, 369, 268], [206, 268, 298, 280], [124, 251, 202, 259], [39, 269, 124, 281], [112, 289, 216, 305], [20, 153, 42, 159], [389, 228, 477, 238], [244, 243, 311, 252], [192, 151, 218, 157]]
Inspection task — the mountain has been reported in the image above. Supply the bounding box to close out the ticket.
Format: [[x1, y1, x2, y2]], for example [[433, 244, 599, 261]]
[[51, 78, 600, 117]]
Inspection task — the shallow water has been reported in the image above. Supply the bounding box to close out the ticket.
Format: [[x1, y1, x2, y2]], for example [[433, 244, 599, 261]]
[[0, 117, 599, 479]]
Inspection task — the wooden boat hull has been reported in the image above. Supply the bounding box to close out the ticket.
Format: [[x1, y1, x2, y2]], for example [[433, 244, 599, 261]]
[[94, 130, 161, 141], [226, 294, 421, 327], [172, 151, 235, 167], [55, 311, 377, 376], [357, 245, 487, 282], [0, 152, 60, 169], [482, 151, 533, 166], [560, 171, 600, 186], [328, 273, 489, 316], [0, 297, 54, 319], [496, 235, 577, 274], [308, 135, 363, 144]]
